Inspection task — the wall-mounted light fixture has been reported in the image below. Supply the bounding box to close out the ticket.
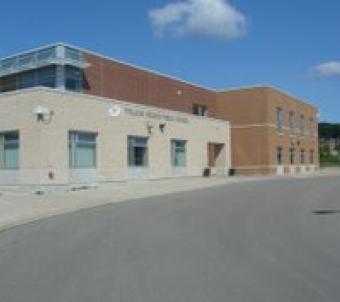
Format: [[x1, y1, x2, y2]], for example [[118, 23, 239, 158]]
[[34, 106, 54, 123], [146, 121, 154, 134], [159, 123, 166, 133]]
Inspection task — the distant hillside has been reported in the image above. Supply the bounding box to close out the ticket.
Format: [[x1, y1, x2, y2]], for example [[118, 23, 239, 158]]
[[319, 122, 340, 139], [319, 122, 340, 166]]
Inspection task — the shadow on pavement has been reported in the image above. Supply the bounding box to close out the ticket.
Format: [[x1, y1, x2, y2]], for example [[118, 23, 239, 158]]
[[313, 209, 340, 215]]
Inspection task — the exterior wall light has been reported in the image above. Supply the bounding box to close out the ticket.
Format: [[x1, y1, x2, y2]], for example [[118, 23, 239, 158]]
[[34, 106, 54, 123], [159, 123, 166, 133], [146, 121, 154, 134]]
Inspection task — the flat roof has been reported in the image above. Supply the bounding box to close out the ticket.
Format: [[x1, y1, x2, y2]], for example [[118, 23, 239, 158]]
[[0, 42, 317, 110], [0, 42, 214, 92], [218, 85, 317, 111]]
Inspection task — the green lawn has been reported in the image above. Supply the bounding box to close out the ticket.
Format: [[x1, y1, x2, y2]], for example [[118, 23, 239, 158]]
[[320, 154, 340, 167]]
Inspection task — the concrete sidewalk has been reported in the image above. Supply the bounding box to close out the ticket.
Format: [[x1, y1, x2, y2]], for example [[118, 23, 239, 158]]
[[0, 176, 269, 232], [0, 171, 335, 233]]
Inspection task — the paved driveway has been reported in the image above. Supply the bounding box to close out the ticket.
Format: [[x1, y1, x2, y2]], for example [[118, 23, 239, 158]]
[[0, 176, 340, 302]]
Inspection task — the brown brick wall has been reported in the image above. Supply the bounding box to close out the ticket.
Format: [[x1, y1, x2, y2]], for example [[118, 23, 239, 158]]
[[80, 51, 319, 176], [265, 88, 319, 168], [230, 127, 270, 169], [216, 88, 269, 124], [217, 87, 319, 175], [82, 53, 217, 116]]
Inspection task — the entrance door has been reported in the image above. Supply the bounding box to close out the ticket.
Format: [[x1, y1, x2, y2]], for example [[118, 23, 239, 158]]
[[276, 147, 284, 176], [208, 143, 226, 175]]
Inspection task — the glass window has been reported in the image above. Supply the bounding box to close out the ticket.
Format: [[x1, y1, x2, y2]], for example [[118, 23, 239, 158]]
[[276, 107, 283, 133], [300, 114, 305, 137], [277, 147, 283, 165], [308, 117, 314, 137], [69, 131, 97, 168], [128, 136, 148, 167], [18, 54, 34, 68], [37, 47, 57, 61], [171, 140, 187, 167], [0, 75, 17, 92], [65, 47, 81, 61], [1, 58, 15, 72], [193, 104, 209, 117], [289, 111, 295, 135], [19, 70, 36, 89], [289, 148, 295, 165], [301, 149, 305, 164], [65, 66, 82, 92], [310, 150, 314, 164], [0, 131, 19, 169], [37, 66, 57, 88]]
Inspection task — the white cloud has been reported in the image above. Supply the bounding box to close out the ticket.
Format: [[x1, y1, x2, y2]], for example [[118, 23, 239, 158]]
[[149, 0, 247, 40], [312, 61, 340, 78]]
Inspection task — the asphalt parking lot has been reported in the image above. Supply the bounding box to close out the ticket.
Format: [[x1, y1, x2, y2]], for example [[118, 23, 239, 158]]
[[0, 175, 340, 302]]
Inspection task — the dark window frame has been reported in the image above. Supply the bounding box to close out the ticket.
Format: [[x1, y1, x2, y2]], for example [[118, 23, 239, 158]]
[[171, 139, 187, 167], [69, 131, 97, 169], [193, 104, 209, 117], [128, 136, 149, 167], [0, 131, 19, 170]]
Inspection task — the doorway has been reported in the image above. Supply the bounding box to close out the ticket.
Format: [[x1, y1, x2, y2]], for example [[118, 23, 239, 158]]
[[276, 147, 285, 176], [208, 143, 226, 176]]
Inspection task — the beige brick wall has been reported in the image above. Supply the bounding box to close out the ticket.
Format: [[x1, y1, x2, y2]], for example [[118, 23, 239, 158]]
[[0, 88, 230, 188]]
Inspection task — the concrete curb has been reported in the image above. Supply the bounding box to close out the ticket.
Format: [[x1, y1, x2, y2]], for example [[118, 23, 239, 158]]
[[0, 173, 338, 233]]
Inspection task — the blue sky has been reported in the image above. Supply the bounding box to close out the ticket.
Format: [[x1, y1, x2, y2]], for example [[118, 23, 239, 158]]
[[0, 0, 339, 122]]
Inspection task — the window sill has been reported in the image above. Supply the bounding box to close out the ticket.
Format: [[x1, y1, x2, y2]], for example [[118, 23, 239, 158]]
[[69, 167, 97, 169], [128, 166, 149, 169]]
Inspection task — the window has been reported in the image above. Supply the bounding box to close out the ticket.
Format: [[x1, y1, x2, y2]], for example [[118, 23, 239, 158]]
[[37, 66, 57, 88], [276, 107, 283, 133], [300, 114, 305, 137], [128, 136, 148, 167], [289, 148, 295, 165], [1, 58, 15, 72], [193, 104, 208, 117], [37, 47, 57, 61], [18, 54, 34, 68], [0, 66, 59, 92], [301, 149, 305, 165], [308, 117, 314, 137], [65, 66, 82, 92], [277, 147, 284, 165], [0, 75, 17, 92], [19, 70, 36, 89], [310, 150, 314, 164], [0, 65, 84, 92], [171, 140, 187, 167], [69, 131, 97, 168], [65, 47, 82, 61], [289, 111, 295, 135], [0, 131, 19, 169]]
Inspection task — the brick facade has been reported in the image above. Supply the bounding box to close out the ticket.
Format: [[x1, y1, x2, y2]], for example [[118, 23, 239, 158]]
[[81, 51, 319, 176], [83, 53, 217, 117], [217, 87, 319, 175]]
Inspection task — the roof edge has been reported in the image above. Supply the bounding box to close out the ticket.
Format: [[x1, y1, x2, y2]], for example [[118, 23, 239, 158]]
[[0, 87, 229, 125], [0, 43, 318, 111], [1, 42, 214, 92], [218, 84, 318, 111]]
